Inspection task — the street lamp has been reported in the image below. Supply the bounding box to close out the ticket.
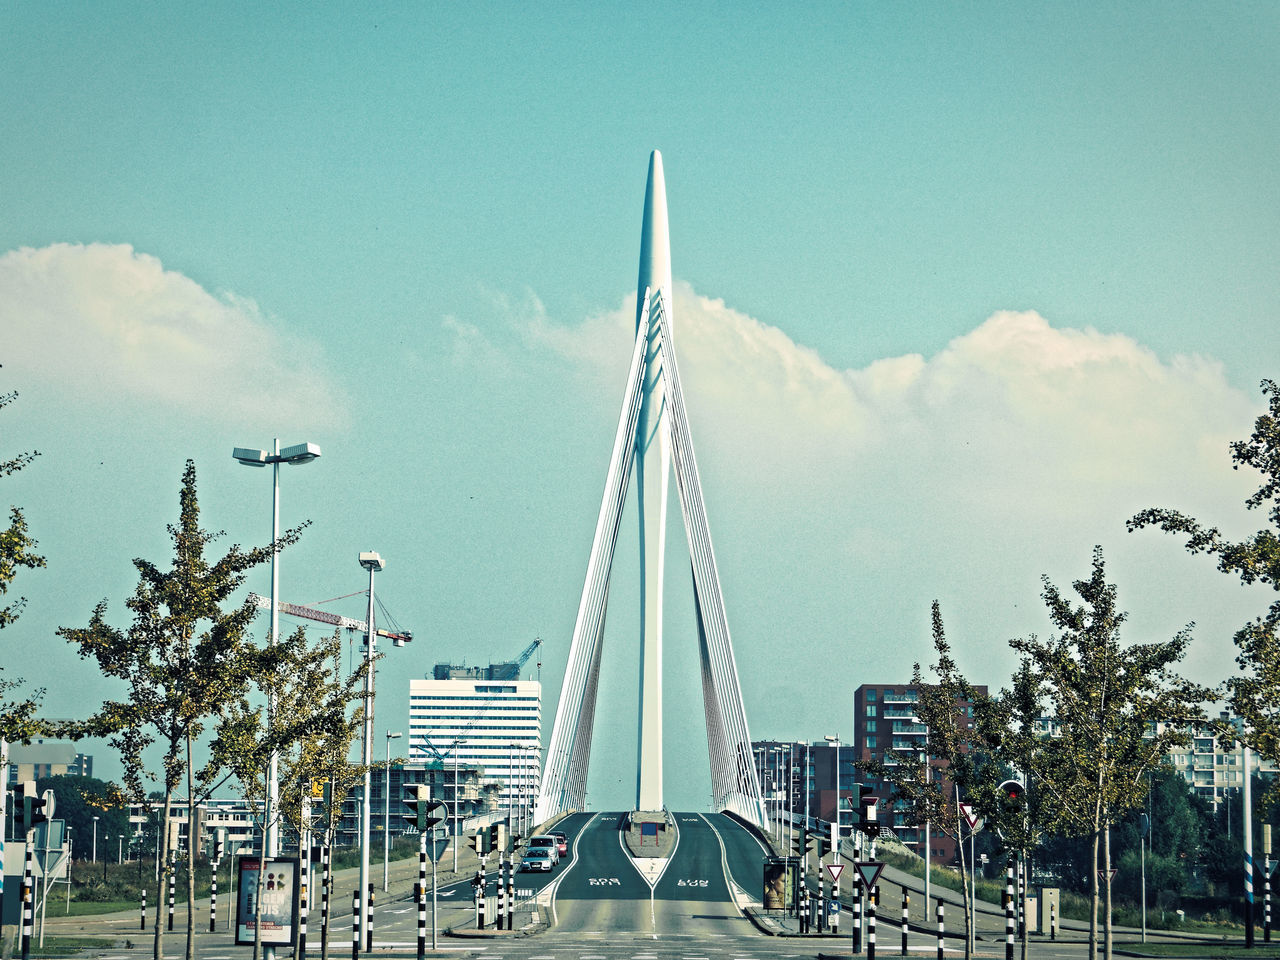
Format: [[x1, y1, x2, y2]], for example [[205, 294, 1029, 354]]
[[93, 816, 99, 863], [449, 738, 467, 873], [824, 735, 840, 845], [118, 834, 123, 864], [232, 437, 321, 914], [384, 730, 402, 891], [358, 550, 384, 945]]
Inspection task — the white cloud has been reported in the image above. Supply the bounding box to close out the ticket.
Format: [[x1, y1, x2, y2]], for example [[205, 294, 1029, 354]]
[[508, 284, 1263, 685], [0, 243, 349, 429]]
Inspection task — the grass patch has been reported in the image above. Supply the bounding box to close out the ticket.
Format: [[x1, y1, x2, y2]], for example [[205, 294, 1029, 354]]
[[1117, 943, 1261, 958], [25, 936, 118, 956]]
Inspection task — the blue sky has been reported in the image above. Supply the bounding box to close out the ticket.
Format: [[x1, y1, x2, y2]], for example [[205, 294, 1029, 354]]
[[2, 3, 1278, 811]]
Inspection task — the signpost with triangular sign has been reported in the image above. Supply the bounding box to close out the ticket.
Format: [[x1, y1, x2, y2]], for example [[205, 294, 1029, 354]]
[[825, 862, 844, 885], [854, 860, 885, 890]]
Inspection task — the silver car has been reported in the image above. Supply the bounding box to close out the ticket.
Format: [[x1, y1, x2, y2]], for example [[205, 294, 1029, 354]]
[[520, 848, 554, 872]]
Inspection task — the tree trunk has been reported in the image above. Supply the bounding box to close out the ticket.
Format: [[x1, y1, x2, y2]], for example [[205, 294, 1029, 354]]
[[956, 807, 972, 960], [253, 764, 266, 960], [155, 788, 173, 960], [1089, 826, 1100, 960], [1104, 823, 1113, 960], [186, 732, 196, 960]]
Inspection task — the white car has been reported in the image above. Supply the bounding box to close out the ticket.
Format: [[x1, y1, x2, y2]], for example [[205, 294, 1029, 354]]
[[520, 848, 555, 872], [527, 835, 560, 863]]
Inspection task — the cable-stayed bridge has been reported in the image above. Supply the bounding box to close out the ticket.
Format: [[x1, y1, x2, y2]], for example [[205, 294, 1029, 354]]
[[535, 153, 766, 828]]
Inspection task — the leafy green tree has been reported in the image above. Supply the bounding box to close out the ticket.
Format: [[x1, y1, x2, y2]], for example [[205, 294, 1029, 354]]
[[859, 602, 997, 960], [1007, 547, 1209, 960], [208, 624, 371, 960], [59, 460, 301, 960], [0, 373, 49, 744], [1129, 378, 1280, 799]]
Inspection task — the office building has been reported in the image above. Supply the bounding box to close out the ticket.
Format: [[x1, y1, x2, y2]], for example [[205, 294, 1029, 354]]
[[409, 659, 541, 820]]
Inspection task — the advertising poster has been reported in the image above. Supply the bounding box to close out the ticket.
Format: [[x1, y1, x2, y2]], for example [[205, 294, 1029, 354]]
[[235, 856, 299, 946]]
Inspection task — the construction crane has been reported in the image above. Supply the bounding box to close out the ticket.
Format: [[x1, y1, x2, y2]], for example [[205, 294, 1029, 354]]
[[513, 637, 542, 680], [247, 593, 413, 646]]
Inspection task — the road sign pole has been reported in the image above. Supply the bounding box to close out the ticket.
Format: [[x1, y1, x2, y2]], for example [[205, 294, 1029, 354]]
[[868, 884, 877, 960], [1005, 858, 1015, 960]]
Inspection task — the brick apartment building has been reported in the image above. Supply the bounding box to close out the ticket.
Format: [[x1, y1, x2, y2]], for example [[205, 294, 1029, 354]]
[[853, 683, 986, 866]]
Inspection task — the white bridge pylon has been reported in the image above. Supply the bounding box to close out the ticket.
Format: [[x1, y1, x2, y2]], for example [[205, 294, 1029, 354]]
[[535, 152, 767, 828]]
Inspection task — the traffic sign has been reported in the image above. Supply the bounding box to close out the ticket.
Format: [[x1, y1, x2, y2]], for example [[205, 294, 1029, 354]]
[[855, 860, 885, 890], [825, 862, 844, 884], [959, 803, 977, 829], [1097, 868, 1118, 884]]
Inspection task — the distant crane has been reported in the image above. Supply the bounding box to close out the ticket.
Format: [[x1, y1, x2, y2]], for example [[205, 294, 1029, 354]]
[[247, 592, 413, 646]]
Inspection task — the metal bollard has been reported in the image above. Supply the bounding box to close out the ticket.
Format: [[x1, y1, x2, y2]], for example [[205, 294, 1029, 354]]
[[210, 859, 218, 933], [168, 862, 175, 932], [937, 900, 945, 960], [902, 890, 909, 955], [141, 887, 147, 931], [366, 883, 374, 952], [352, 889, 360, 960], [1051, 900, 1057, 940]]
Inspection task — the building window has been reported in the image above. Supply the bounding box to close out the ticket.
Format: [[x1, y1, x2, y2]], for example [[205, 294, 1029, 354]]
[[866, 736, 876, 748], [866, 720, 876, 732], [866, 705, 877, 717], [866, 689, 877, 701]]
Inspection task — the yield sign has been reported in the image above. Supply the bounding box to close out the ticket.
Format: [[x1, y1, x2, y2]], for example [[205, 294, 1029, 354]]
[[959, 803, 978, 829], [825, 862, 845, 884], [855, 861, 885, 890]]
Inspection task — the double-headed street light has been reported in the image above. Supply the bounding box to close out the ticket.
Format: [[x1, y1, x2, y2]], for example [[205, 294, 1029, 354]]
[[384, 730, 402, 891], [231, 440, 321, 860]]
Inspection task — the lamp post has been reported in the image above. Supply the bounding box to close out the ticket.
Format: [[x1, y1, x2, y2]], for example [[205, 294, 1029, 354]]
[[449, 738, 466, 873], [824, 735, 841, 840], [232, 438, 321, 959], [358, 550, 384, 945], [383, 730, 402, 891], [93, 816, 99, 863]]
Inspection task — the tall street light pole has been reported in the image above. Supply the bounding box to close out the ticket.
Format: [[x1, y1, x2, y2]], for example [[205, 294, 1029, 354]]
[[825, 735, 840, 858], [383, 730, 402, 891], [232, 439, 321, 956], [358, 552, 385, 948], [450, 739, 466, 873], [93, 816, 99, 863]]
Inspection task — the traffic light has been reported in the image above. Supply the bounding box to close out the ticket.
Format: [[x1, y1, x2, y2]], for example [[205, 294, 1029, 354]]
[[487, 822, 503, 853], [858, 786, 879, 838], [468, 830, 488, 856], [999, 780, 1026, 803], [18, 780, 51, 834], [805, 827, 830, 858], [403, 784, 430, 830]]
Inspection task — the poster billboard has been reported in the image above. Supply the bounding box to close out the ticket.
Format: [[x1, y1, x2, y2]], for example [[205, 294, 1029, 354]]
[[762, 857, 795, 911], [235, 856, 299, 946]]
